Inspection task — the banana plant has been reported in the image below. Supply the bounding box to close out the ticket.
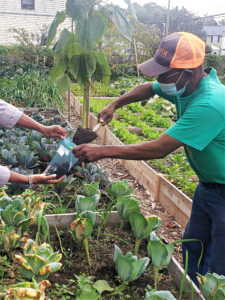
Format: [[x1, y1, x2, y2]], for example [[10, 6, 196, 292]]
[[1, 278, 51, 300], [15, 239, 62, 280], [70, 217, 94, 266], [113, 245, 149, 285], [116, 196, 140, 230], [145, 290, 176, 300], [47, 0, 136, 129], [129, 213, 162, 255], [197, 273, 225, 300]]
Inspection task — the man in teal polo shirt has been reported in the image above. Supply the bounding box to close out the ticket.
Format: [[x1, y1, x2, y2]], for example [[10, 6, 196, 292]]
[[73, 32, 225, 285]]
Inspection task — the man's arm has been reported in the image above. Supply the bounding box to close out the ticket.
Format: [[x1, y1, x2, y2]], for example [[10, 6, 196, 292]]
[[98, 82, 155, 125], [73, 133, 183, 162]]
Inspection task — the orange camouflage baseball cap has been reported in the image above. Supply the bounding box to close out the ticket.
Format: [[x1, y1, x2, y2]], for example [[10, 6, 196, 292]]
[[138, 32, 205, 77]]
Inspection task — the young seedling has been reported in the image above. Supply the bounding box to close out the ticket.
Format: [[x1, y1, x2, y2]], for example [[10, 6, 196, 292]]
[[70, 217, 94, 266], [113, 245, 149, 289], [129, 213, 161, 256]]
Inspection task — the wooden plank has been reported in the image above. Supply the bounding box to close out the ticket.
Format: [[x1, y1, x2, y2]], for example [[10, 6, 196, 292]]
[[45, 211, 121, 230], [45, 211, 203, 300], [70, 95, 194, 228], [168, 257, 205, 300]]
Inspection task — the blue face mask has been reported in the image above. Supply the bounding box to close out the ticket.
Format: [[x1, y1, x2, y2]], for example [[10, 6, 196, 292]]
[[158, 70, 189, 97], [158, 82, 186, 96]]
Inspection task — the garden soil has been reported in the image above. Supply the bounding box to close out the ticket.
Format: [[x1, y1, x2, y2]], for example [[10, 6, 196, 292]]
[[18, 107, 187, 299]]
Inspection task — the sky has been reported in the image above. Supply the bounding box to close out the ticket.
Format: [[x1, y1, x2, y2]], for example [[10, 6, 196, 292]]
[[112, 0, 225, 18]]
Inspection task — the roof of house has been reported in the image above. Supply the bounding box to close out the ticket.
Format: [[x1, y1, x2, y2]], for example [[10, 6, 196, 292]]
[[203, 26, 225, 36]]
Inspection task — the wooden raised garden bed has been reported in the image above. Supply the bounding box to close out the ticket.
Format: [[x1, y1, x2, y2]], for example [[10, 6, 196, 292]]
[[62, 92, 205, 300]]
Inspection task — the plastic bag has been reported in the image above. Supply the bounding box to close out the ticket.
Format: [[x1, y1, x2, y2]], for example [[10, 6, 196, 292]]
[[44, 137, 78, 178]]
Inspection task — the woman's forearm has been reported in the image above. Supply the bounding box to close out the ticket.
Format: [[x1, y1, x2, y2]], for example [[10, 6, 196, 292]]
[[16, 113, 46, 133]]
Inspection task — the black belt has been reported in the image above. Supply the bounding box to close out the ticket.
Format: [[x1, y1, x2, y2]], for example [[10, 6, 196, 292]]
[[202, 182, 225, 188]]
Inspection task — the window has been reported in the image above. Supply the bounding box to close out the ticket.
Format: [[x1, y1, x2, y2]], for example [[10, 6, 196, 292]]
[[21, 0, 35, 10], [212, 35, 219, 43]]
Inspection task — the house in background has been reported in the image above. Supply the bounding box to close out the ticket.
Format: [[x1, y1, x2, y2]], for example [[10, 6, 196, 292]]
[[0, 0, 71, 45], [203, 25, 225, 55]]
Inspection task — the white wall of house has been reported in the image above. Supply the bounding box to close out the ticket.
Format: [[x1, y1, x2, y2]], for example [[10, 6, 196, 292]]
[[0, 0, 71, 45]]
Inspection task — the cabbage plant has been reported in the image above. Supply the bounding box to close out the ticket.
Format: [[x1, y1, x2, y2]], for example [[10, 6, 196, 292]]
[[145, 290, 176, 300], [106, 180, 134, 201], [15, 239, 62, 280], [113, 245, 149, 283], [0, 278, 51, 300], [116, 197, 140, 230], [70, 217, 94, 266], [0, 224, 28, 255], [129, 213, 161, 255], [197, 273, 225, 300]]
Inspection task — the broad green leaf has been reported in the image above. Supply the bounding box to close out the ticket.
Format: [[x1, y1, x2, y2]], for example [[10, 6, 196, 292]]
[[107, 6, 133, 41], [147, 240, 174, 269], [54, 29, 74, 53], [76, 196, 96, 213], [130, 257, 149, 281], [129, 212, 148, 239], [84, 218, 94, 238], [76, 284, 99, 300], [95, 52, 111, 84], [115, 255, 132, 282], [69, 54, 96, 85], [145, 290, 176, 300], [124, 0, 137, 21], [39, 262, 62, 274], [116, 198, 140, 220], [1, 210, 17, 225], [55, 74, 71, 94], [66, 0, 95, 22], [66, 41, 83, 60], [25, 254, 46, 274], [76, 14, 106, 52], [82, 182, 100, 197], [213, 285, 225, 300], [47, 11, 66, 45], [113, 244, 123, 263], [51, 55, 68, 80], [92, 280, 114, 295], [46, 252, 62, 264]]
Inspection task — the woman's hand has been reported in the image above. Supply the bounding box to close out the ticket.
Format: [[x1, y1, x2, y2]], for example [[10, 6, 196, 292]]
[[31, 174, 65, 184]]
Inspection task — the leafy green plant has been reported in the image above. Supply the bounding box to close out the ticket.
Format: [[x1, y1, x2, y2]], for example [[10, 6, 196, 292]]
[[1, 277, 51, 300], [145, 290, 176, 300], [129, 213, 161, 255], [75, 163, 110, 188], [106, 180, 134, 201], [197, 273, 225, 300], [74, 274, 113, 300], [116, 197, 140, 230], [15, 239, 62, 280], [113, 245, 149, 284], [0, 224, 27, 255], [147, 232, 203, 289], [70, 217, 94, 266]]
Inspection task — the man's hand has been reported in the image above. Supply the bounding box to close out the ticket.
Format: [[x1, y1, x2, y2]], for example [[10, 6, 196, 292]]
[[98, 102, 117, 125], [31, 174, 65, 184], [42, 125, 68, 139], [73, 144, 103, 162]]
